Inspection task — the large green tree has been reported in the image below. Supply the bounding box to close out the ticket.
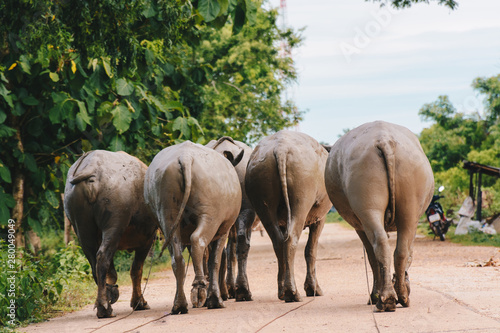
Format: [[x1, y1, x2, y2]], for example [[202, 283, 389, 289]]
[[0, 0, 256, 246], [418, 75, 500, 215], [180, 2, 303, 143]]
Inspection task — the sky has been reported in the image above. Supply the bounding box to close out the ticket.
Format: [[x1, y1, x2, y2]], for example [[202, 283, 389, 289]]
[[268, 0, 500, 144]]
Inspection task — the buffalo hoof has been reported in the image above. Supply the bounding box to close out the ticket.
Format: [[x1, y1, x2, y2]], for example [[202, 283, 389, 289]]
[[376, 296, 397, 312], [131, 297, 150, 311], [367, 292, 380, 305], [235, 287, 253, 302], [191, 284, 207, 308], [96, 302, 115, 318], [398, 296, 410, 308], [106, 284, 119, 304], [284, 289, 302, 303], [171, 303, 188, 315], [206, 294, 225, 309], [304, 283, 323, 297], [227, 285, 236, 299]]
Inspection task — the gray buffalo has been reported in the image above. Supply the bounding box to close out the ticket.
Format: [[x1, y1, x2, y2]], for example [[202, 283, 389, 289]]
[[324, 121, 434, 311], [64, 150, 157, 318], [144, 141, 242, 314], [245, 130, 332, 302], [205, 137, 258, 301]]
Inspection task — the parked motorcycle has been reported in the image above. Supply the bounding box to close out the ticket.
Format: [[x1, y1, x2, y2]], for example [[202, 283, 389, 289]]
[[425, 186, 451, 241]]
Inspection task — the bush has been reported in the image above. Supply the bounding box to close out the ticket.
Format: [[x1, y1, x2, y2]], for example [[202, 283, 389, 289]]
[[0, 240, 92, 329]]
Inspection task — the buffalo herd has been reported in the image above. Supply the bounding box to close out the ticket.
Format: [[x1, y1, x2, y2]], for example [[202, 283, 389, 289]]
[[63, 120, 434, 318]]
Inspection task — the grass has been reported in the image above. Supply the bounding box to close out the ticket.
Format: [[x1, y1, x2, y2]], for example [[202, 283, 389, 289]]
[[331, 212, 500, 247], [325, 211, 354, 229]]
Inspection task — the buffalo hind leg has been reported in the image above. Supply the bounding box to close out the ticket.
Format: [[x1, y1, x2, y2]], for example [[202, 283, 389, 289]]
[[106, 260, 119, 305], [235, 208, 256, 301], [356, 230, 381, 305], [206, 232, 230, 309], [304, 219, 324, 297], [95, 226, 125, 318], [258, 210, 285, 300], [358, 211, 397, 312], [393, 217, 417, 307], [190, 218, 211, 308], [169, 232, 189, 314], [130, 241, 153, 311]]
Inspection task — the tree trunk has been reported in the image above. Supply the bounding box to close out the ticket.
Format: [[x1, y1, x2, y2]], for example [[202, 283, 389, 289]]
[[12, 171, 25, 249], [61, 193, 73, 245], [12, 117, 25, 249]]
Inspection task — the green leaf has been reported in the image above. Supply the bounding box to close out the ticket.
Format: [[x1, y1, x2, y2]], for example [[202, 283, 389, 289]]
[[116, 78, 134, 96], [0, 111, 6, 124], [49, 72, 59, 82], [0, 161, 11, 183], [23, 153, 37, 172], [172, 117, 191, 139], [76, 100, 91, 124], [232, 3, 246, 34], [48, 105, 61, 124], [101, 57, 113, 78], [164, 100, 184, 111], [198, 0, 221, 22], [0, 188, 15, 225], [244, 0, 257, 25], [45, 190, 60, 209], [111, 104, 132, 134], [0, 124, 16, 137], [0, 83, 13, 108], [28, 216, 43, 235], [19, 55, 31, 74], [109, 135, 125, 151], [22, 96, 39, 106]]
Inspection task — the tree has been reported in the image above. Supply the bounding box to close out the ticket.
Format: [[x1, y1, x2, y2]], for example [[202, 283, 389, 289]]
[[418, 74, 500, 216], [180, 1, 304, 143], [0, 0, 255, 247], [367, 0, 458, 9]]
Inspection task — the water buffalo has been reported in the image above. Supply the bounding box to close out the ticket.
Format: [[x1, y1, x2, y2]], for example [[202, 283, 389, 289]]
[[205, 137, 258, 301], [144, 141, 242, 314], [64, 150, 157, 318], [245, 130, 332, 302], [324, 121, 434, 311]]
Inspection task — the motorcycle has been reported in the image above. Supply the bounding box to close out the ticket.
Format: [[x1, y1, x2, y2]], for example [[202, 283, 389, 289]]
[[425, 186, 451, 241]]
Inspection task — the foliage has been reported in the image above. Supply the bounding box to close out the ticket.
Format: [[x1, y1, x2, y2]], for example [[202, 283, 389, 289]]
[[446, 225, 500, 247], [418, 74, 500, 219], [160, 1, 303, 144], [367, 0, 458, 9], [0, 239, 93, 328], [0, 0, 261, 238]]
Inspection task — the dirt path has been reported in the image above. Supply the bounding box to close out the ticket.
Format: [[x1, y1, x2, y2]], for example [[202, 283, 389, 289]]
[[22, 223, 500, 333]]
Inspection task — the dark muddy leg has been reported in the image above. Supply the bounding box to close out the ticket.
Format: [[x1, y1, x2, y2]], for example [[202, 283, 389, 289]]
[[206, 233, 229, 309], [190, 217, 211, 309], [235, 208, 256, 301], [223, 226, 236, 300], [219, 245, 229, 301], [356, 230, 381, 305], [282, 217, 302, 303], [106, 260, 119, 305], [258, 210, 285, 300], [304, 219, 324, 297], [169, 232, 189, 314], [393, 217, 417, 308], [130, 240, 153, 311], [95, 225, 126, 318], [360, 215, 397, 312]]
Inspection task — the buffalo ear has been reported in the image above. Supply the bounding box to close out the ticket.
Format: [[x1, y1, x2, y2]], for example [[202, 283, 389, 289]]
[[322, 144, 332, 152], [223, 149, 244, 167]]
